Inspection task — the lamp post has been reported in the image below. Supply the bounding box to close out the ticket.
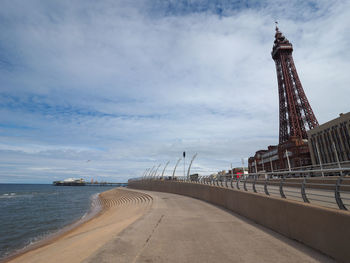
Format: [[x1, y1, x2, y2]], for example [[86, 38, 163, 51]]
[[172, 158, 181, 179], [187, 153, 198, 180], [147, 166, 155, 179], [161, 161, 170, 179], [142, 168, 149, 179], [153, 164, 161, 179], [183, 151, 186, 181]]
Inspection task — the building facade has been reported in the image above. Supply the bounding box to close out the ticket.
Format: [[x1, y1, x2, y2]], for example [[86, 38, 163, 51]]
[[307, 112, 350, 166]]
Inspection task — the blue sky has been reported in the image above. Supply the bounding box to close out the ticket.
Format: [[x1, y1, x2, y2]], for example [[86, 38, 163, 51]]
[[0, 0, 349, 183]]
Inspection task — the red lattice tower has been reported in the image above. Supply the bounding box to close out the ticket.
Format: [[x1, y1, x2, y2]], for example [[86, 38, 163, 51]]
[[271, 25, 319, 144]]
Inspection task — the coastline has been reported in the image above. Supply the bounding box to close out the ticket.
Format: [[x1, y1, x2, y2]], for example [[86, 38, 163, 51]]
[[2, 188, 153, 263], [1, 191, 105, 263]]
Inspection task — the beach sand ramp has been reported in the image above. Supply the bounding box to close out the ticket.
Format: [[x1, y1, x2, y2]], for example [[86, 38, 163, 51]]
[[5, 188, 152, 263]]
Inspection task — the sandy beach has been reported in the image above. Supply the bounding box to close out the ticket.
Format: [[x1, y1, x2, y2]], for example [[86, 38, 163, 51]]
[[3, 188, 153, 263]]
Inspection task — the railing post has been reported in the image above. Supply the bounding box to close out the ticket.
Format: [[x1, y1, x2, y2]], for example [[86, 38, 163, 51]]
[[230, 178, 234, 188], [264, 176, 269, 195], [253, 175, 257, 193], [243, 177, 247, 191], [301, 177, 309, 203], [230, 163, 234, 182], [236, 177, 240, 190], [225, 178, 228, 188], [279, 176, 286, 198], [335, 177, 347, 210], [216, 179, 219, 187]]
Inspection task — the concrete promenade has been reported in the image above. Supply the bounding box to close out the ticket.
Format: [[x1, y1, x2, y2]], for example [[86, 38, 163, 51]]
[[85, 189, 333, 263], [128, 180, 350, 262]]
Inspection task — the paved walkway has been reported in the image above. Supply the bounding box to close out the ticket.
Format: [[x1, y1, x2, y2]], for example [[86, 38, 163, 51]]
[[84, 189, 334, 263]]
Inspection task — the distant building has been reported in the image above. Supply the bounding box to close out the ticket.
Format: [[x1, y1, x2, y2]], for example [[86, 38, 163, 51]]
[[217, 168, 248, 179], [307, 112, 350, 166], [249, 146, 277, 173]]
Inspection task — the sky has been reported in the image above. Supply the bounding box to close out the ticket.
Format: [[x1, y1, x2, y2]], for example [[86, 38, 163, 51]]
[[0, 0, 349, 183]]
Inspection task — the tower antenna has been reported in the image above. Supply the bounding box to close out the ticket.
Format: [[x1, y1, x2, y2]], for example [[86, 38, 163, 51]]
[[275, 21, 279, 31]]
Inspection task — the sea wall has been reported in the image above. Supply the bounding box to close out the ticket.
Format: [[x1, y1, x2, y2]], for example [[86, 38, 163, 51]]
[[128, 180, 350, 263]]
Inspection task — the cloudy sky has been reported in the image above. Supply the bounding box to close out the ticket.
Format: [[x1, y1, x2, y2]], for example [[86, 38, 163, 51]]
[[1, 0, 349, 183]]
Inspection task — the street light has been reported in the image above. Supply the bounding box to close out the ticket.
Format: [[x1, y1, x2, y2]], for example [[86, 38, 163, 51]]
[[172, 158, 181, 179]]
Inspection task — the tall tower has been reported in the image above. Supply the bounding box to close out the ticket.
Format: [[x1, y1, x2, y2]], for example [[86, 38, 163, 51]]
[[272, 25, 319, 144], [248, 25, 321, 173]]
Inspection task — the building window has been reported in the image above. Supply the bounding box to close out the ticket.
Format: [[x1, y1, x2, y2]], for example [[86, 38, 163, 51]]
[[335, 128, 344, 161], [331, 128, 344, 162], [311, 137, 319, 164], [325, 131, 335, 163], [343, 125, 350, 160], [339, 125, 349, 155], [317, 136, 327, 164]]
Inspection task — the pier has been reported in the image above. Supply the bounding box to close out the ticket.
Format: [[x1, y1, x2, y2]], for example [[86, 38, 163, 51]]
[[53, 180, 127, 187], [85, 182, 128, 187]]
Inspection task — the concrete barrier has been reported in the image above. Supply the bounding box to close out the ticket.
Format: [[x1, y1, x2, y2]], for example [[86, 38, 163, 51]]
[[128, 180, 350, 263]]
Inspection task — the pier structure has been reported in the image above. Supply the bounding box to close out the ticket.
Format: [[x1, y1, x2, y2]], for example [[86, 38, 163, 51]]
[[85, 182, 128, 187], [53, 179, 127, 187]]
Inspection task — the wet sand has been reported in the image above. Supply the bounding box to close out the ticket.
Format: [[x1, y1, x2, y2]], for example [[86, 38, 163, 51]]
[[4, 188, 153, 263]]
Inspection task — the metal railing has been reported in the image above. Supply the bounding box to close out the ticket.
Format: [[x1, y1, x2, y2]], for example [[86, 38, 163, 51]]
[[130, 167, 350, 211]]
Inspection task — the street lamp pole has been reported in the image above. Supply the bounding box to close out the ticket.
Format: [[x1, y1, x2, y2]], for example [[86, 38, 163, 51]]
[[183, 151, 186, 180]]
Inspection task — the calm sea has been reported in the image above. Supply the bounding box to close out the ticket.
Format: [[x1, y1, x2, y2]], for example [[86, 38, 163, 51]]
[[0, 184, 116, 260]]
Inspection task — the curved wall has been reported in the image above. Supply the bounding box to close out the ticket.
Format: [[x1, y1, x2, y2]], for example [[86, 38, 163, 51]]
[[128, 180, 350, 263]]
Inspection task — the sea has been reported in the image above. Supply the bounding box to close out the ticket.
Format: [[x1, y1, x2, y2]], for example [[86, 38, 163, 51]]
[[0, 184, 117, 260]]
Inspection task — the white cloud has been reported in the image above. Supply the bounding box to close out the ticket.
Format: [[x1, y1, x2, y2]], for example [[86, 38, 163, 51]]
[[0, 0, 349, 182]]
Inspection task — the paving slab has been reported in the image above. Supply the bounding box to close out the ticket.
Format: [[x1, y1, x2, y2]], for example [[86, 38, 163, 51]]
[[85, 189, 334, 263]]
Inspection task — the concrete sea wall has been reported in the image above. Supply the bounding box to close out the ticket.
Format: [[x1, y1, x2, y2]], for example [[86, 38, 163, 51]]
[[128, 180, 350, 263]]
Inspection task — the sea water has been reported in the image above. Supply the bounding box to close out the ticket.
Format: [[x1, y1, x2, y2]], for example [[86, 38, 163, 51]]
[[0, 184, 116, 260]]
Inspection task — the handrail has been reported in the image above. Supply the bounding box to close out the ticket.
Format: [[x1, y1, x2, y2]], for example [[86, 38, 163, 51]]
[[130, 165, 350, 211]]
